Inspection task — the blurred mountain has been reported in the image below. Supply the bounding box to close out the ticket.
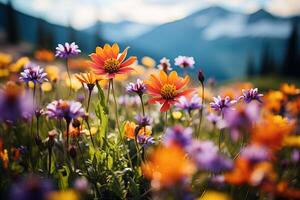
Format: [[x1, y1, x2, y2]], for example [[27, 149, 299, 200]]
[[125, 6, 300, 79], [0, 3, 299, 79]]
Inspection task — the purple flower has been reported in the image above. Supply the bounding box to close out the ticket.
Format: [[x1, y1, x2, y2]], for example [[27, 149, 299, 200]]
[[9, 176, 54, 200], [45, 99, 85, 120], [163, 125, 193, 148], [126, 79, 146, 96], [210, 96, 237, 113], [187, 141, 233, 173], [174, 56, 195, 69], [175, 94, 202, 113], [240, 145, 269, 163], [135, 114, 152, 127], [74, 177, 89, 192], [157, 57, 172, 72], [137, 135, 155, 147], [0, 82, 34, 122], [224, 103, 260, 141], [206, 113, 226, 129], [55, 42, 81, 58], [239, 88, 263, 103], [19, 63, 48, 84], [291, 150, 300, 163]]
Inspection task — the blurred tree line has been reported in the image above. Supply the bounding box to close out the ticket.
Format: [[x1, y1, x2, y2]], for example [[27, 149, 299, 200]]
[[247, 22, 300, 78]]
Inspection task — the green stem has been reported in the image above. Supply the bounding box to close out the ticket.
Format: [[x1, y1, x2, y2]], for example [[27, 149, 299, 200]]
[[85, 118, 95, 148], [111, 80, 133, 169], [197, 82, 205, 138], [48, 146, 52, 177], [66, 58, 72, 97], [87, 89, 92, 112]]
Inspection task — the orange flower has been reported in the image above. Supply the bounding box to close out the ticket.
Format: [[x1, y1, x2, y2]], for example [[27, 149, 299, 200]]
[[145, 70, 194, 112], [224, 158, 251, 185], [142, 145, 196, 189], [34, 49, 55, 62], [280, 83, 300, 96], [88, 43, 137, 79], [124, 121, 151, 139], [251, 115, 295, 150]]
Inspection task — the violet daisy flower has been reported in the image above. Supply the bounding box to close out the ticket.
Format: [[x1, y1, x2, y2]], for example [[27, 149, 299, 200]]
[[175, 94, 202, 113], [45, 99, 85, 121], [126, 79, 146, 96], [157, 57, 172, 72], [174, 56, 195, 69], [239, 88, 263, 103], [137, 135, 155, 147], [55, 42, 81, 58], [135, 114, 152, 127], [163, 125, 193, 148], [210, 96, 237, 113], [19, 63, 48, 84], [187, 141, 233, 173], [240, 145, 269, 163]]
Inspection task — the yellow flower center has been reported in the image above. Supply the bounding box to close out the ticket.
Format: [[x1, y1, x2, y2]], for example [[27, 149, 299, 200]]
[[104, 58, 120, 73], [161, 84, 177, 100]]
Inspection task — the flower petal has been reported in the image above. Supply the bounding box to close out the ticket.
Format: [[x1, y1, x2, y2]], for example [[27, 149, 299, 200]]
[[120, 56, 137, 67]]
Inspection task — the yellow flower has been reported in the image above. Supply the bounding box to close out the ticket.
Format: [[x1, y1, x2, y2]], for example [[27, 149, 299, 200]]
[[0, 53, 13, 68], [141, 56, 156, 68], [63, 73, 82, 91], [124, 121, 152, 139], [84, 126, 98, 137], [45, 65, 60, 82], [41, 82, 53, 92], [283, 136, 300, 147], [172, 111, 182, 119], [198, 191, 231, 200], [47, 190, 79, 200], [0, 69, 9, 77], [9, 57, 30, 72], [130, 64, 145, 76]]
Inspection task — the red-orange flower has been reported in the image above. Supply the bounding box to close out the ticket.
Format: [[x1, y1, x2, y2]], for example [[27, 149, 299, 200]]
[[145, 71, 194, 112], [88, 43, 137, 79]]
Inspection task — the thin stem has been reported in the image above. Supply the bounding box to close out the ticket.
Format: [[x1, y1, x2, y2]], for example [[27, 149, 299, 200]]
[[66, 119, 71, 149], [106, 79, 111, 105], [197, 82, 205, 138], [85, 118, 95, 148], [139, 95, 145, 116], [111, 80, 133, 169], [87, 89, 92, 112], [66, 58, 72, 97], [48, 146, 52, 177], [31, 83, 36, 137]]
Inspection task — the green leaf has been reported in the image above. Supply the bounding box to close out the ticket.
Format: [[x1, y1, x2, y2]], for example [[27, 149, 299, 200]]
[[57, 166, 70, 189]]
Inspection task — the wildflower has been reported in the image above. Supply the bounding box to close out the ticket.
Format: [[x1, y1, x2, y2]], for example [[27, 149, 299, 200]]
[[74, 177, 89, 193], [280, 83, 300, 96], [124, 121, 151, 139], [174, 56, 195, 68], [251, 115, 295, 150], [134, 114, 152, 127], [224, 103, 260, 141], [75, 72, 100, 90], [172, 111, 182, 119], [41, 82, 52, 92], [283, 135, 300, 147], [34, 49, 55, 62], [157, 57, 172, 72], [19, 63, 48, 84], [175, 94, 202, 113], [45, 65, 60, 82], [55, 42, 81, 58], [0, 81, 34, 122], [240, 144, 270, 163], [239, 88, 263, 103], [9, 57, 30, 73], [198, 69, 205, 84], [210, 96, 237, 113], [207, 112, 222, 126], [88, 43, 137, 79], [64, 74, 82, 91], [264, 91, 285, 112], [146, 70, 194, 112], [137, 135, 155, 147], [126, 79, 146, 96], [9, 176, 54, 200], [198, 191, 231, 200], [187, 141, 233, 173], [142, 145, 196, 189], [46, 100, 85, 121], [47, 190, 79, 200], [141, 56, 156, 68], [163, 125, 193, 148]]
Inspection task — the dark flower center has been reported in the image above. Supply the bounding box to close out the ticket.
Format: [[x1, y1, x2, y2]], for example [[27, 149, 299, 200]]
[[161, 84, 177, 100], [104, 58, 120, 74]]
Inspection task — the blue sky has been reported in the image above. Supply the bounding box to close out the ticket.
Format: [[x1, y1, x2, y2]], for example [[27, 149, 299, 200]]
[[1, 0, 300, 29]]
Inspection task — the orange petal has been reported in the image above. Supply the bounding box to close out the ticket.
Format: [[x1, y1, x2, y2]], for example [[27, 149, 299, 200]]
[[103, 44, 114, 58], [120, 56, 137, 67], [111, 43, 120, 59], [95, 47, 107, 60], [118, 47, 129, 63], [149, 74, 162, 89], [176, 76, 190, 90], [168, 71, 178, 84], [159, 70, 168, 84]]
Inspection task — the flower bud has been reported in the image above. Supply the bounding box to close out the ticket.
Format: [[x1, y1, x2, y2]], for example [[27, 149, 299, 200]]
[[198, 70, 205, 84]]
